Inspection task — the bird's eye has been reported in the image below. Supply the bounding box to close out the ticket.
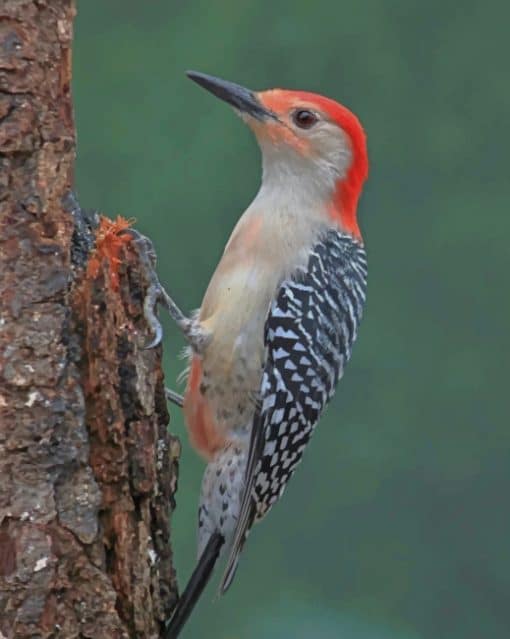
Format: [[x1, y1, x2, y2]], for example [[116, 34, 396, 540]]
[[292, 109, 318, 129]]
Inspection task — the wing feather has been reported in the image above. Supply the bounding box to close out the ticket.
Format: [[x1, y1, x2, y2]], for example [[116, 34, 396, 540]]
[[220, 230, 367, 593]]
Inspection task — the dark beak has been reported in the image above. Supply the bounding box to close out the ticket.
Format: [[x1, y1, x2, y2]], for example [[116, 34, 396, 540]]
[[186, 71, 274, 120]]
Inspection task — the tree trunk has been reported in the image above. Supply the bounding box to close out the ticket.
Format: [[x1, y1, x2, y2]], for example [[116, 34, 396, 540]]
[[0, 2, 179, 637]]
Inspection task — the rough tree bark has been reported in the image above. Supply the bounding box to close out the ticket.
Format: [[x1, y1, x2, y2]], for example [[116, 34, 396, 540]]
[[0, 2, 179, 638]]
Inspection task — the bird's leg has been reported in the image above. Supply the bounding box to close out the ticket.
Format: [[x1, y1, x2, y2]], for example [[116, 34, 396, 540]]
[[141, 275, 191, 349], [125, 228, 210, 353], [165, 388, 184, 408]]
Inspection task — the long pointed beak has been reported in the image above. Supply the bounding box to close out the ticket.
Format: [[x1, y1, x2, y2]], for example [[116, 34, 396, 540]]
[[186, 71, 274, 120]]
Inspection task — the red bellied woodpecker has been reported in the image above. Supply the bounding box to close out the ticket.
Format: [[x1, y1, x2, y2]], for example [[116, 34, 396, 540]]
[[140, 71, 369, 638]]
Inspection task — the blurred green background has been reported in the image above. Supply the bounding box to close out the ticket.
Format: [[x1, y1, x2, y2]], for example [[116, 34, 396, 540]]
[[74, 1, 509, 637]]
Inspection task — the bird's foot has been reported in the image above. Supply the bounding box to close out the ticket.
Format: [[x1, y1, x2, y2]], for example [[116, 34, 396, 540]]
[[125, 228, 211, 353], [165, 388, 184, 408], [123, 228, 192, 348]]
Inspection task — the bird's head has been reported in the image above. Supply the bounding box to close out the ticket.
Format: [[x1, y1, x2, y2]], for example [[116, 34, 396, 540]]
[[187, 71, 368, 238]]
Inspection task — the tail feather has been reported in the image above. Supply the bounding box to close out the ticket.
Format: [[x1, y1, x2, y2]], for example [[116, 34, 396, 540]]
[[164, 532, 224, 639], [219, 523, 251, 594], [219, 497, 255, 595], [219, 545, 242, 595]]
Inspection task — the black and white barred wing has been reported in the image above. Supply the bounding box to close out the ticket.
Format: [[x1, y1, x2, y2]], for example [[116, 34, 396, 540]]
[[220, 230, 367, 593]]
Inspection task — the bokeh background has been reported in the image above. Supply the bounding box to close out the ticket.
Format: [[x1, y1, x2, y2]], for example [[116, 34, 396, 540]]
[[74, 2, 509, 638]]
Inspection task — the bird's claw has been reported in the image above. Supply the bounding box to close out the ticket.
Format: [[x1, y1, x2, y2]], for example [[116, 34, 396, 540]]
[[143, 320, 163, 350], [122, 227, 188, 349], [123, 228, 165, 348], [142, 283, 165, 349]]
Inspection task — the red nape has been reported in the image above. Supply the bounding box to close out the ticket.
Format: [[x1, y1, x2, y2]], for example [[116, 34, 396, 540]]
[[331, 170, 365, 240], [261, 89, 368, 239], [314, 94, 368, 240]]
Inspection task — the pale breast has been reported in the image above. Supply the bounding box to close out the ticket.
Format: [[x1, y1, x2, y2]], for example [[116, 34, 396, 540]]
[[198, 262, 272, 437], [191, 202, 331, 439]]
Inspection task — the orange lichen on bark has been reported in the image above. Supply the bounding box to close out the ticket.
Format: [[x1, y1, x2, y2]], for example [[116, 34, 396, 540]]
[[87, 215, 134, 290]]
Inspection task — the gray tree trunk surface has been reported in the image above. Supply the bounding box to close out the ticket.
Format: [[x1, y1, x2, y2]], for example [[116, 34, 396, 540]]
[[0, 2, 179, 637]]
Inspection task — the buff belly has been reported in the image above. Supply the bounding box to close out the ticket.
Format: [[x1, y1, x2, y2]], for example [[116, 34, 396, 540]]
[[183, 310, 266, 459]]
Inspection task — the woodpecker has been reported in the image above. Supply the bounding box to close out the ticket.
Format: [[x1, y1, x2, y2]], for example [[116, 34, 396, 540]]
[[142, 71, 369, 638]]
